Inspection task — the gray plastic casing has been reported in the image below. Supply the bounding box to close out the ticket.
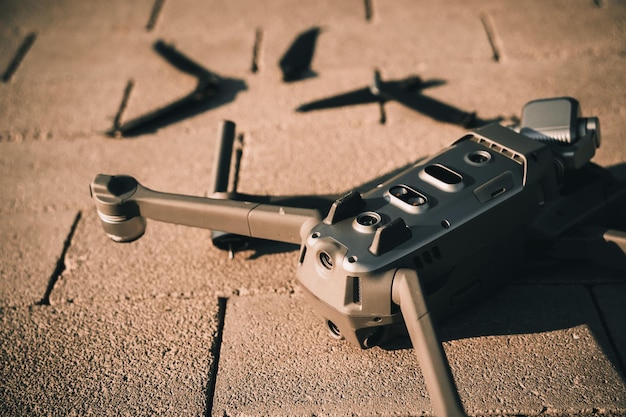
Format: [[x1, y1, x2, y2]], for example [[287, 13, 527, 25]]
[[296, 124, 558, 348]]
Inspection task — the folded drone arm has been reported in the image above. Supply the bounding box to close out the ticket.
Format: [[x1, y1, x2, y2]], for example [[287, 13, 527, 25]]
[[90, 174, 321, 244], [392, 268, 467, 417]]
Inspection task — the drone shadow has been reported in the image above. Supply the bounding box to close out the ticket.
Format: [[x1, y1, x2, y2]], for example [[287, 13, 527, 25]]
[[297, 74, 505, 129], [109, 39, 248, 138], [112, 76, 247, 138], [279, 27, 321, 82]]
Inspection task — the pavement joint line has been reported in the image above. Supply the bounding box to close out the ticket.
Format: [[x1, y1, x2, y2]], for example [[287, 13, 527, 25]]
[[587, 283, 626, 379], [205, 296, 228, 417], [0, 128, 96, 143], [36, 211, 82, 306], [113, 79, 136, 135], [378, 99, 387, 124], [250, 27, 264, 74], [230, 132, 245, 193], [479, 13, 502, 63], [364, 0, 375, 22], [146, 0, 166, 32], [2, 31, 37, 83]]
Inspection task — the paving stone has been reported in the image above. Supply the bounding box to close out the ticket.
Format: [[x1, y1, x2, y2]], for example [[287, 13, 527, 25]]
[[213, 285, 626, 416], [0, 297, 219, 416], [311, 0, 495, 72], [0, 211, 78, 307], [1, 0, 625, 415], [155, 0, 364, 38], [0, 129, 234, 215], [0, 0, 155, 33], [485, 0, 626, 61], [57, 209, 300, 304]]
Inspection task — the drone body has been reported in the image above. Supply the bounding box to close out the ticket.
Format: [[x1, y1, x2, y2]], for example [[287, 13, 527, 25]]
[[297, 123, 555, 349], [91, 97, 613, 417]]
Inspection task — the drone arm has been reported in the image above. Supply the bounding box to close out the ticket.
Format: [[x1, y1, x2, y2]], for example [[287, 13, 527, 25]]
[[392, 268, 467, 417], [90, 174, 321, 244]]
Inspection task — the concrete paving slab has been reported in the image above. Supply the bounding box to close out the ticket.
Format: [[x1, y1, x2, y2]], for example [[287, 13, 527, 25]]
[[0, 77, 136, 138], [213, 285, 626, 416], [57, 209, 300, 304], [0, 129, 230, 215], [0, 297, 219, 416], [484, 0, 626, 61], [310, 0, 494, 71], [0, 0, 625, 416], [0, 0, 155, 33], [0, 210, 79, 307], [154, 0, 364, 38]]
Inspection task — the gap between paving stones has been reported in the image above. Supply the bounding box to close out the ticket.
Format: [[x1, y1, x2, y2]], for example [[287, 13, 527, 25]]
[[204, 297, 228, 417], [36, 211, 82, 306], [587, 284, 626, 379], [1, 30, 37, 83]]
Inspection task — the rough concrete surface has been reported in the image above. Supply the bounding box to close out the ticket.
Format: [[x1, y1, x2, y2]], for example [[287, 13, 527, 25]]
[[1, 0, 625, 416]]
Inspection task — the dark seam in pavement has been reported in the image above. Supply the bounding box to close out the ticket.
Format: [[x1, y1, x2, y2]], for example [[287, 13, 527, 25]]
[[479, 13, 501, 63], [364, 0, 374, 22], [231, 133, 245, 193], [251, 27, 263, 73], [205, 296, 228, 417], [2, 31, 37, 83], [146, 0, 166, 32], [586, 284, 626, 379], [113, 79, 135, 134], [36, 211, 82, 306], [378, 100, 386, 124]]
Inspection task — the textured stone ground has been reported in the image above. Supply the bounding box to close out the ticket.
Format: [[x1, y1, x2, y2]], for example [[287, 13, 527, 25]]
[[1, 1, 625, 416]]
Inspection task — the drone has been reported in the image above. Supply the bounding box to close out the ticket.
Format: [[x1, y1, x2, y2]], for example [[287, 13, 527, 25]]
[[90, 97, 624, 416]]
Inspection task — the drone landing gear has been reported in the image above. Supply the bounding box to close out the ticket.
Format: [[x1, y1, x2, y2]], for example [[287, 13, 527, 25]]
[[392, 268, 467, 417]]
